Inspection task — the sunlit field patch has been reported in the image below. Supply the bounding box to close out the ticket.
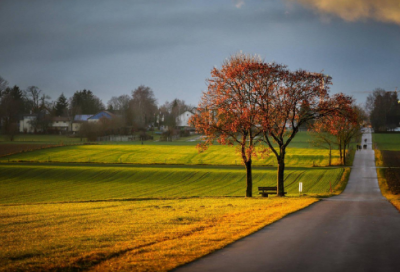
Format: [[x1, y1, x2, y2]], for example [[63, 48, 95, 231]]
[[0, 197, 317, 272], [0, 144, 341, 167], [0, 131, 350, 271], [0, 164, 344, 204]]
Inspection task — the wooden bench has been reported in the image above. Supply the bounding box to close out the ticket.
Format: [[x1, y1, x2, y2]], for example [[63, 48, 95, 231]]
[[258, 187, 287, 197]]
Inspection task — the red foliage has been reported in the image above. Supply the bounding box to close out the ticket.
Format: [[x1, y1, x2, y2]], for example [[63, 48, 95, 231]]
[[312, 105, 360, 165], [190, 52, 354, 197], [190, 53, 275, 197]]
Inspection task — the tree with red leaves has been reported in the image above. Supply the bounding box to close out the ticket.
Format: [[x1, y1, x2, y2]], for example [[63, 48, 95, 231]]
[[312, 105, 362, 165], [310, 126, 336, 166], [191, 52, 354, 197], [190, 53, 273, 197], [255, 70, 353, 196]]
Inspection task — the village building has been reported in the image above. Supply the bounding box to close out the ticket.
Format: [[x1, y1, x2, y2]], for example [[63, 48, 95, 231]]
[[176, 109, 199, 129], [19, 114, 38, 133], [87, 111, 115, 123], [71, 115, 93, 134], [49, 117, 70, 134]]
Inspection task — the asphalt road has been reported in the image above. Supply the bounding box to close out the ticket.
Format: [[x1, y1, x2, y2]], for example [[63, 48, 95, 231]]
[[174, 132, 400, 272]]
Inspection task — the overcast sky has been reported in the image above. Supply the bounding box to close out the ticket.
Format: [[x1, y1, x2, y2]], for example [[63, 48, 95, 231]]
[[0, 0, 399, 107]]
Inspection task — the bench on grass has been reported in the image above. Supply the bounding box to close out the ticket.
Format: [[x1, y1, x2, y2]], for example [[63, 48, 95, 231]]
[[258, 186, 287, 197]]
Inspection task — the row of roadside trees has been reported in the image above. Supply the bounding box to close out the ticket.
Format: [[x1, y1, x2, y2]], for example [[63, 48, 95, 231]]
[[190, 53, 360, 197]]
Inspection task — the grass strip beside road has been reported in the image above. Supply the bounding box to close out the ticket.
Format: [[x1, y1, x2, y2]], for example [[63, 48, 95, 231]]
[[375, 150, 400, 211], [0, 197, 317, 272]]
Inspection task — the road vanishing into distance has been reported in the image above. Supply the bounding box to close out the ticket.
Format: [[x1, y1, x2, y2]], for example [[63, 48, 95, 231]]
[[174, 131, 400, 272]]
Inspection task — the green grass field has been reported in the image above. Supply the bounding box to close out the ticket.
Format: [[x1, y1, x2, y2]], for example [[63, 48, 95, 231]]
[[372, 133, 400, 150], [0, 131, 351, 271], [0, 164, 343, 204], [0, 144, 341, 167]]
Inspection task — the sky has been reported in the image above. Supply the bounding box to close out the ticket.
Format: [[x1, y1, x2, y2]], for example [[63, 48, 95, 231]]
[[0, 0, 399, 107]]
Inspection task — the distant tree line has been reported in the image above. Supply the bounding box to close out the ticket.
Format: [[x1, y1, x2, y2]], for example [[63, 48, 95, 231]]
[[366, 88, 400, 132], [0, 75, 193, 139]]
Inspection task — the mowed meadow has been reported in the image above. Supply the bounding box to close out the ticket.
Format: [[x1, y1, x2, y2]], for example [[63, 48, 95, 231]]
[[0, 164, 345, 204], [0, 132, 351, 271], [0, 143, 341, 167]]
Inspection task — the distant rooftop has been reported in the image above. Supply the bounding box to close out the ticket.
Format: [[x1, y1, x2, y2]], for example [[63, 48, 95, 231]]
[[74, 114, 93, 121], [88, 111, 115, 120], [52, 116, 70, 121]]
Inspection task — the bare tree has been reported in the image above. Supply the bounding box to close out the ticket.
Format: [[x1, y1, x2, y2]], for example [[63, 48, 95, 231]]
[[0, 76, 8, 97], [129, 85, 157, 128], [25, 86, 42, 113], [107, 95, 130, 111]]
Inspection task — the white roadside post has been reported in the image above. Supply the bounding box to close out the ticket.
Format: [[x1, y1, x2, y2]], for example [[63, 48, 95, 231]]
[[299, 182, 303, 196]]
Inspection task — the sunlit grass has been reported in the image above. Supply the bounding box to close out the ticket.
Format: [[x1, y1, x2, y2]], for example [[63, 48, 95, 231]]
[[0, 197, 317, 272], [0, 131, 351, 271], [0, 144, 341, 167], [0, 164, 345, 204], [374, 150, 400, 211]]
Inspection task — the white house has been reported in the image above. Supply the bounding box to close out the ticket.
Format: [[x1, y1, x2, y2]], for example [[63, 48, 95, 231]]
[[19, 114, 37, 133], [50, 117, 71, 133], [176, 110, 195, 128], [20, 115, 71, 134], [71, 114, 93, 134]]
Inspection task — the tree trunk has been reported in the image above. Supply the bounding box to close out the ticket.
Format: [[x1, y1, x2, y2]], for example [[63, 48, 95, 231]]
[[343, 144, 347, 165], [245, 160, 253, 197], [277, 148, 286, 196], [328, 146, 332, 166]]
